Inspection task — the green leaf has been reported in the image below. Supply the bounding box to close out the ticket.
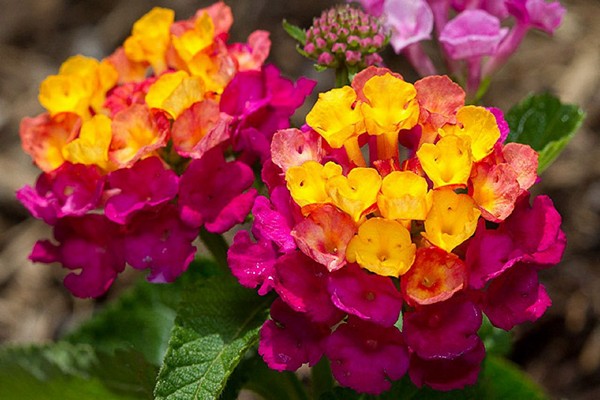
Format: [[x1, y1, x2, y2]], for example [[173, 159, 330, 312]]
[[0, 342, 156, 400], [92, 349, 159, 399], [314, 64, 329, 72], [477, 355, 547, 400], [243, 353, 308, 400], [311, 358, 334, 399], [282, 19, 306, 44], [505, 93, 585, 173], [478, 316, 512, 356], [154, 275, 272, 400], [66, 258, 220, 366], [65, 281, 178, 366]]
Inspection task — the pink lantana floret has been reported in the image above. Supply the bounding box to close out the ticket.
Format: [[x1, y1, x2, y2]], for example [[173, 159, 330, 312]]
[[482, 263, 551, 330], [259, 298, 330, 371], [17, 163, 104, 225], [403, 296, 483, 360], [221, 65, 315, 163], [502, 195, 566, 266], [228, 230, 278, 295], [105, 157, 179, 224], [178, 148, 257, 232], [252, 193, 297, 253], [122, 205, 197, 283], [327, 264, 403, 327], [273, 252, 344, 324], [30, 215, 125, 298], [409, 340, 486, 391], [326, 318, 409, 395], [466, 221, 524, 289]]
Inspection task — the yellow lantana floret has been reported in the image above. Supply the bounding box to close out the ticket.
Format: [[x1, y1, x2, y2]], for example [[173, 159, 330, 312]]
[[62, 114, 112, 171], [422, 188, 481, 252], [306, 86, 366, 166], [286, 161, 343, 208], [377, 171, 432, 220], [172, 12, 215, 63], [417, 134, 473, 188], [124, 7, 175, 72], [360, 73, 419, 160], [145, 71, 206, 119], [439, 105, 500, 161], [39, 75, 89, 118], [306, 86, 363, 148], [360, 73, 419, 136], [346, 217, 416, 277], [326, 167, 382, 222], [39, 55, 118, 118]]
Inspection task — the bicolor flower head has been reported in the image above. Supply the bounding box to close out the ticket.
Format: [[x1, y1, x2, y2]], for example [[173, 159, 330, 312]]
[[229, 66, 566, 394], [303, 5, 389, 70], [18, 4, 314, 298]]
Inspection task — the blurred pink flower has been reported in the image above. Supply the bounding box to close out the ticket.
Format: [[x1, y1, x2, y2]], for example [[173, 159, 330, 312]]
[[439, 10, 508, 60]]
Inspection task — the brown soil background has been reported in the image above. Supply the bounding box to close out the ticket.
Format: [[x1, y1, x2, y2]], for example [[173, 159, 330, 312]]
[[0, 0, 598, 398]]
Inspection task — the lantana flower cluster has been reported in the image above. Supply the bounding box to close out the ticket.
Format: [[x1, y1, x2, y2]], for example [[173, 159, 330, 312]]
[[352, 0, 565, 96], [17, 3, 315, 298], [228, 66, 565, 393]]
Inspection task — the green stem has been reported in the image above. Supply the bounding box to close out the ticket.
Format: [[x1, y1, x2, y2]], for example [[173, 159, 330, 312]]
[[335, 65, 350, 87], [199, 227, 229, 272], [311, 358, 334, 399]]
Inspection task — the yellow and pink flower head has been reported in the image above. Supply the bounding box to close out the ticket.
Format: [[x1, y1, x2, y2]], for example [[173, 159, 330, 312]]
[[17, 3, 315, 298], [228, 66, 565, 393]]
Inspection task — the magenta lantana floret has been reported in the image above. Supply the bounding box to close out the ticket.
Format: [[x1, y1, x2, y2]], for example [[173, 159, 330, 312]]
[[228, 66, 566, 393], [17, 3, 315, 298], [104, 157, 179, 224], [17, 163, 104, 225], [326, 318, 409, 394]]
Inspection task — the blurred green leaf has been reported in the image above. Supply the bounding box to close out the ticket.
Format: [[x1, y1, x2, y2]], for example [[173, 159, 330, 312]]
[[283, 19, 306, 44], [477, 355, 547, 400], [65, 281, 178, 366], [505, 92, 585, 173], [478, 316, 512, 356], [242, 353, 308, 400], [0, 258, 229, 400], [0, 342, 156, 400], [66, 259, 218, 366], [311, 358, 334, 399], [153, 275, 272, 400]]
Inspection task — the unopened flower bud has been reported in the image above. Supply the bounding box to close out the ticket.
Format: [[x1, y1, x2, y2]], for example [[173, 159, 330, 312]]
[[302, 4, 389, 71], [318, 52, 336, 66]]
